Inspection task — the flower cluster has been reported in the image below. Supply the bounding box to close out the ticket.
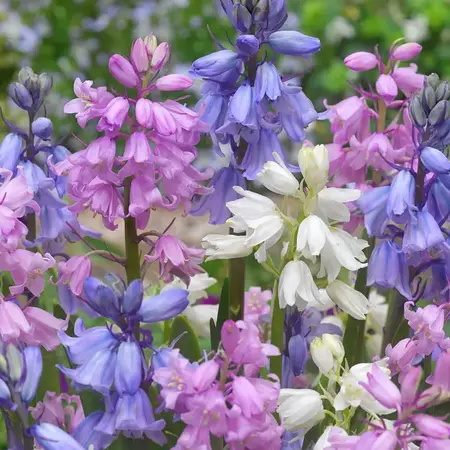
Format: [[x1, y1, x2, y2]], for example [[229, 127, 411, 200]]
[[190, 0, 321, 224], [154, 318, 282, 449]]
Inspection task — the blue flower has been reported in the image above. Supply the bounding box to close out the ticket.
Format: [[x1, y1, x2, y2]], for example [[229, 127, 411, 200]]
[[0, 133, 22, 172], [268, 31, 321, 57], [255, 62, 286, 102], [21, 346, 42, 403], [367, 240, 412, 299], [31, 117, 53, 140], [358, 186, 390, 237], [137, 289, 189, 323], [420, 146, 450, 174], [31, 423, 85, 450], [386, 170, 415, 220], [190, 165, 246, 224], [403, 209, 444, 252], [72, 411, 114, 450], [236, 34, 260, 56], [115, 339, 143, 395], [190, 50, 243, 84], [426, 179, 450, 223]]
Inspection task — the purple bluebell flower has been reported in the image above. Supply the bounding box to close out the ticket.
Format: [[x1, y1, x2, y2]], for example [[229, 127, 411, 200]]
[[31, 117, 53, 140], [190, 164, 246, 224], [83, 277, 121, 320], [358, 186, 390, 237], [0, 133, 23, 172], [255, 62, 286, 102], [426, 179, 450, 223], [403, 209, 444, 252], [386, 170, 415, 220], [72, 411, 114, 450], [21, 346, 42, 403], [115, 339, 143, 395], [137, 289, 189, 323], [7, 82, 33, 111], [282, 431, 304, 450], [287, 334, 308, 378], [420, 146, 450, 174], [31, 423, 85, 450], [123, 279, 144, 315], [190, 50, 243, 84], [367, 240, 412, 299], [236, 34, 260, 56], [268, 31, 321, 57], [0, 378, 11, 405]]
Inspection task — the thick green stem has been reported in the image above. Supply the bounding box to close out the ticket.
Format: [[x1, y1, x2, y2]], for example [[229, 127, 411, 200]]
[[228, 256, 246, 321], [343, 235, 374, 367], [270, 279, 283, 380], [124, 179, 141, 283]]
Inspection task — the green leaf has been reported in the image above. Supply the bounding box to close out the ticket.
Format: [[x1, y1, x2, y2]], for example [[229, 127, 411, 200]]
[[211, 278, 230, 351], [169, 316, 202, 362]]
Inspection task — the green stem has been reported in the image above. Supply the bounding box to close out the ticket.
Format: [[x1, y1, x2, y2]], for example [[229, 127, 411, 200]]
[[269, 279, 283, 380], [228, 255, 246, 321], [124, 179, 141, 283], [342, 235, 374, 367]]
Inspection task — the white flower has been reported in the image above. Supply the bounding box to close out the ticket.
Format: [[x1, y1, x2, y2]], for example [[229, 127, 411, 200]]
[[326, 280, 370, 320], [202, 234, 253, 260], [310, 333, 345, 374], [316, 187, 360, 223], [298, 144, 329, 192], [278, 260, 323, 310], [277, 388, 325, 434], [184, 304, 218, 338], [257, 156, 299, 196], [163, 273, 217, 303], [297, 215, 367, 282], [367, 290, 388, 335], [321, 314, 344, 333], [334, 360, 394, 415]]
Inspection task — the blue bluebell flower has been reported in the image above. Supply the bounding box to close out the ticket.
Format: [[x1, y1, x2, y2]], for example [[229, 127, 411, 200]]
[[420, 146, 450, 174], [358, 186, 390, 237], [7, 82, 33, 111], [367, 240, 412, 299], [255, 62, 286, 102], [0, 133, 22, 172], [31, 423, 85, 450], [190, 50, 243, 84], [72, 411, 114, 450], [236, 34, 260, 56], [31, 117, 53, 140], [115, 339, 143, 395], [268, 31, 321, 57], [426, 179, 450, 223], [403, 210, 444, 252], [386, 170, 415, 220], [21, 346, 42, 403], [137, 289, 189, 323]]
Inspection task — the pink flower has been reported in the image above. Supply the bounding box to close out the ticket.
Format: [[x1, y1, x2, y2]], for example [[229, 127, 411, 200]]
[[391, 43, 422, 61], [385, 338, 418, 375], [344, 51, 378, 71], [130, 38, 150, 74], [244, 287, 271, 323], [64, 78, 114, 128], [412, 414, 450, 439], [9, 250, 55, 297], [155, 75, 193, 91], [144, 235, 204, 285], [96, 97, 130, 135], [376, 74, 398, 102], [21, 306, 68, 350], [0, 296, 31, 341], [122, 132, 152, 163], [231, 377, 265, 418], [428, 350, 450, 390], [109, 54, 140, 88], [151, 42, 170, 70], [30, 392, 85, 433], [392, 64, 425, 96], [135, 98, 153, 127], [57, 256, 92, 297]]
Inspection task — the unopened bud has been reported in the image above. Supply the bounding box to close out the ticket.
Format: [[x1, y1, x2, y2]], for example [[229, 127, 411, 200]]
[[131, 38, 149, 74], [436, 81, 450, 102], [427, 73, 440, 90], [409, 96, 427, 128], [428, 100, 450, 126], [310, 333, 344, 374], [7, 82, 33, 111], [144, 34, 158, 55], [297, 144, 329, 192], [151, 43, 170, 71], [32, 117, 53, 140], [233, 3, 252, 33], [38, 73, 53, 101], [422, 85, 437, 112], [6, 344, 23, 383], [252, 0, 269, 22]]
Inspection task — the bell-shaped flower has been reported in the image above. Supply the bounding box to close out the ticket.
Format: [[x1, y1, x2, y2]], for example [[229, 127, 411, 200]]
[[420, 146, 450, 174], [137, 289, 189, 323], [202, 234, 253, 261], [278, 260, 323, 310], [31, 423, 86, 450], [403, 210, 444, 252], [115, 339, 143, 396], [21, 346, 43, 403], [257, 158, 300, 197], [268, 31, 321, 57], [326, 280, 370, 320], [277, 388, 324, 434], [310, 333, 344, 375], [298, 144, 329, 192]]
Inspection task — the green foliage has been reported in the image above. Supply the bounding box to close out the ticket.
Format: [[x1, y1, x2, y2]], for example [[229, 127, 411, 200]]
[[169, 315, 202, 362]]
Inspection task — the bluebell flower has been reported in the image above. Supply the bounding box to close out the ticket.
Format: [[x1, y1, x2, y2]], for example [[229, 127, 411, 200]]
[[367, 240, 412, 299], [123, 279, 144, 315], [236, 34, 260, 56], [0, 378, 11, 406], [358, 186, 390, 237], [83, 277, 121, 320], [403, 209, 444, 252], [287, 334, 308, 378], [31, 117, 53, 140], [21, 346, 42, 403], [31, 423, 85, 450], [72, 411, 114, 450], [115, 339, 143, 395], [426, 179, 450, 223], [7, 82, 33, 111], [255, 62, 286, 102], [281, 431, 304, 450], [190, 164, 246, 224], [190, 50, 243, 84], [225, 81, 259, 130], [137, 289, 189, 323], [268, 31, 321, 57], [48, 145, 71, 197], [386, 170, 415, 221], [0, 133, 22, 172], [420, 146, 450, 174]]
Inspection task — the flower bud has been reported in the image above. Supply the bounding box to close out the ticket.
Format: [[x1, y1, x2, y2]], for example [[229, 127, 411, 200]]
[[233, 3, 252, 33], [430, 351, 450, 391], [268, 30, 321, 57], [0, 133, 22, 172], [7, 82, 33, 110], [0, 378, 11, 403], [32, 117, 53, 140], [436, 81, 450, 102], [135, 98, 153, 128], [38, 73, 53, 102], [18, 66, 35, 86], [144, 33, 158, 55], [108, 54, 140, 88], [155, 74, 193, 91], [21, 346, 43, 403], [422, 85, 437, 112], [326, 280, 370, 320], [376, 74, 398, 102], [130, 38, 149, 74], [409, 95, 427, 128], [391, 43, 422, 61], [257, 158, 299, 196], [6, 344, 23, 383], [344, 51, 378, 72], [252, 0, 269, 22], [298, 144, 329, 192], [427, 73, 440, 90], [277, 388, 325, 434], [236, 34, 260, 56], [428, 100, 450, 126], [151, 43, 171, 71], [310, 333, 344, 374]]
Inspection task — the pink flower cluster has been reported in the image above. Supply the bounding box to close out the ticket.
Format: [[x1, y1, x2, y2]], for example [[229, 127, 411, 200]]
[[58, 34, 212, 231], [330, 364, 450, 449], [153, 319, 282, 450], [325, 40, 424, 192]]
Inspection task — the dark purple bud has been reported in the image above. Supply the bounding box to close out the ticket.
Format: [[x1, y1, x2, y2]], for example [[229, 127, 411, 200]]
[[288, 334, 308, 376], [428, 100, 450, 126], [436, 81, 450, 102], [427, 73, 440, 90], [123, 279, 144, 315], [422, 85, 436, 112], [32, 117, 53, 140], [233, 3, 252, 32], [236, 34, 260, 56], [409, 96, 427, 128], [7, 82, 33, 111]]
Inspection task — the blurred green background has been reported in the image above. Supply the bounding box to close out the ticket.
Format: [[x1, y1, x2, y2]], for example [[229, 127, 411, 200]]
[[1, 0, 450, 444]]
